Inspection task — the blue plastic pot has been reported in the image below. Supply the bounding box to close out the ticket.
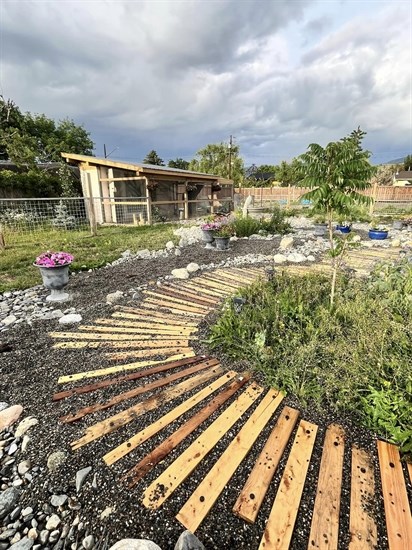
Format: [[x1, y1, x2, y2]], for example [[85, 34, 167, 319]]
[[336, 225, 351, 233], [368, 229, 388, 240]]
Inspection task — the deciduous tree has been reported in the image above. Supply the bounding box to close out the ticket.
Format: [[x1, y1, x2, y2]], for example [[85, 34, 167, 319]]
[[189, 142, 244, 184]]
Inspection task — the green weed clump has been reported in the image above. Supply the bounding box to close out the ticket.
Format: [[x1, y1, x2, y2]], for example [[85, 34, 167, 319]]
[[233, 207, 290, 237], [207, 262, 412, 454]]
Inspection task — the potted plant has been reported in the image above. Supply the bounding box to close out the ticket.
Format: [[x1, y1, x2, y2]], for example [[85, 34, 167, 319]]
[[213, 223, 234, 250], [336, 220, 352, 233], [34, 251, 74, 302], [313, 216, 328, 237], [200, 220, 221, 243], [368, 225, 389, 240]]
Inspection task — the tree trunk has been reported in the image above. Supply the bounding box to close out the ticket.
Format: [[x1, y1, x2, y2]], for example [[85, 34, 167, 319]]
[[0, 224, 5, 250]]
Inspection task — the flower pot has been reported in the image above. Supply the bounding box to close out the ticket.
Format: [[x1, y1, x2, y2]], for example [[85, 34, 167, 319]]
[[392, 220, 404, 230], [313, 223, 327, 237], [36, 264, 71, 302], [201, 229, 215, 243], [368, 229, 388, 240], [336, 225, 351, 234], [214, 236, 230, 250]]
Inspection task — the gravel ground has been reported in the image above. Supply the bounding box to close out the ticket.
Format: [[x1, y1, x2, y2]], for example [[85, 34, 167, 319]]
[[0, 236, 409, 550]]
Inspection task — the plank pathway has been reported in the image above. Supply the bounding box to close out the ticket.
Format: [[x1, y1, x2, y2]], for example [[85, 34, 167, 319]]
[[50, 261, 411, 549]]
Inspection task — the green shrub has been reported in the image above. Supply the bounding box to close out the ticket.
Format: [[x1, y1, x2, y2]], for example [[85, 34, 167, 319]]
[[207, 266, 412, 454], [232, 215, 261, 237], [261, 206, 291, 234]]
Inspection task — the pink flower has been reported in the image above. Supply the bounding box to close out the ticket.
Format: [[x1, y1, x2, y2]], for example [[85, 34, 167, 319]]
[[34, 251, 74, 267]]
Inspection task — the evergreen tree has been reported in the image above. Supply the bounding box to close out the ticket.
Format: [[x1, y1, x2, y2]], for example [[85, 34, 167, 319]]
[[143, 150, 164, 166]]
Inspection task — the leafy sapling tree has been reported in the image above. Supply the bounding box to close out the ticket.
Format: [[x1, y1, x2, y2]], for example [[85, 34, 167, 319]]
[[298, 127, 377, 306]]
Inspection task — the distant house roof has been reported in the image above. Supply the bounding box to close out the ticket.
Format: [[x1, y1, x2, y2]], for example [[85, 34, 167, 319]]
[[245, 165, 275, 182], [395, 170, 412, 181], [61, 153, 232, 184]]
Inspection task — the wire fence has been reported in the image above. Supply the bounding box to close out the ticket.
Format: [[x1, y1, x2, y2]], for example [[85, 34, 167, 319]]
[[0, 196, 234, 238]]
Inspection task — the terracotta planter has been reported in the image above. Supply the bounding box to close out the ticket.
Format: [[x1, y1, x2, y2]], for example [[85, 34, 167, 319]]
[[36, 264, 71, 302]]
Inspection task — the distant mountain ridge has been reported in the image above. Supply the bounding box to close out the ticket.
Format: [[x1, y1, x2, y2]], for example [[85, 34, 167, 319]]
[[383, 157, 405, 165]]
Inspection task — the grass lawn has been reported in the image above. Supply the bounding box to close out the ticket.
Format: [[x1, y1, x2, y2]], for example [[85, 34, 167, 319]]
[[0, 224, 179, 293]]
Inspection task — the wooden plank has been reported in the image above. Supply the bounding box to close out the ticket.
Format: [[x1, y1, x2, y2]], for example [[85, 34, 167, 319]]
[[233, 406, 300, 523], [157, 286, 218, 306], [71, 366, 222, 450], [122, 373, 251, 485], [258, 420, 318, 550], [308, 424, 345, 549], [211, 271, 256, 286], [408, 462, 412, 485], [377, 440, 412, 550], [193, 278, 237, 293], [138, 302, 205, 317], [113, 307, 199, 324], [93, 319, 198, 333], [79, 325, 195, 336], [104, 370, 242, 466], [104, 347, 193, 361], [53, 356, 214, 401], [60, 361, 212, 423], [112, 310, 199, 327], [142, 297, 207, 315], [142, 291, 211, 311], [165, 284, 221, 304], [182, 282, 227, 298], [49, 331, 186, 342], [176, 389, 284, 532], [53, 339, 189, 350], [142, 383, 264, 509], [349, 447, 378, 550], [203, 274, 242, 290], [57, 351, 196, 384]]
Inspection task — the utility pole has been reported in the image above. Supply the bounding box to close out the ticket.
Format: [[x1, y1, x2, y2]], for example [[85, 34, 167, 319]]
[[104, 144, 107, 158], [228, 135, 233, 180]]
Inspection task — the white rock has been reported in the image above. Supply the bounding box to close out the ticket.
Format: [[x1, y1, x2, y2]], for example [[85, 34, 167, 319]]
[[186, 262, 200, 273], [58, 314, 82, 325], [106, 291, 123, 305], [108, 540, 162, 550], [307, 255, 316, 262], [391, 239, 401, 247], [288, 253, 306, 263], [171, 268, 190, 280], [100, 506, 115, 519], [279, 236, 294, 250], [136, 249, 151, 259], [15, 416, 38, 437], [273, 254, 287, 264], [82, 535, 95, 549], [174, 248, 182, 256], [45, 514, 61, 530], [165, 241, 175, 250], [352, 235, 361, 242], [2, 315, 17, 326]]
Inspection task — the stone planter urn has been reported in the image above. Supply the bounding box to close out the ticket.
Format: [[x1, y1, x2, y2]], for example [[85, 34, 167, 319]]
[[201, 229, 215, 243], [36, 264, 71, 302], [214, 236, 230, 250], [313, 223, 328, 237]]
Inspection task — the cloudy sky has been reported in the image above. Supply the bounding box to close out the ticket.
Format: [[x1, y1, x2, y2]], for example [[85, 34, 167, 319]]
[[1, 0, 411, 166]]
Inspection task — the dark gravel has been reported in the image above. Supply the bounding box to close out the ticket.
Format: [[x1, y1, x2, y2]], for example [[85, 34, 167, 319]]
[[0, 238, 403, 550]]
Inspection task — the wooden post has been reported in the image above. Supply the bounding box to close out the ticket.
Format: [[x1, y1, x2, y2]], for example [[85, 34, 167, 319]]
[[287, 184, 291, 208], [369, 179, 378, 216], [86, 173, 97, 236], [145, 177, 152, 225], [260, 187, 263, 207], [0, 224, 5, 250], [184, 191, 189, 220]]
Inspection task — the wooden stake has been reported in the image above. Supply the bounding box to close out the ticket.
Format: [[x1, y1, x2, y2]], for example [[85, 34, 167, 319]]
[[176, 389, 284, 532], [60, 361, 212, 423], [104, 370, 241, 466], [258, 420, 318, 550], [233, 406, 299, 523], [71, 366, 222, 450], [57, 352, 195, 384], [308, 424, 345, 549], [122, 373, 251, 484], [52, 356, 214, 401], [142, 383, 264, 509]]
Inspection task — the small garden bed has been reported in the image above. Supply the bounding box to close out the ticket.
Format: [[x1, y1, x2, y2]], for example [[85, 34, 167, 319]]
[[207, 260, 412, 455]]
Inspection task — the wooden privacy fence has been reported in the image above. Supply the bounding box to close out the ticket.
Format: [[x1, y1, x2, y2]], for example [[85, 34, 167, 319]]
[[235, 186, 412, 210]]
